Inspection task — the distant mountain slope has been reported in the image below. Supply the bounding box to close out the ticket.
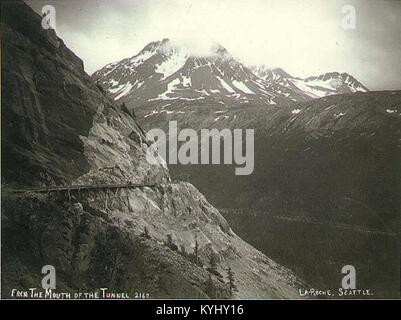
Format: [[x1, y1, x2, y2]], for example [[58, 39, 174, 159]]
[[251, 66, 369, 98], [159, 91, 401, 298]]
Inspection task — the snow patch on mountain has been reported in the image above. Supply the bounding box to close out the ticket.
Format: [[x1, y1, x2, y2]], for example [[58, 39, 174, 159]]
[[130, 50, 155, 67], [182, 75, 191, 87], [232, 80, 254, 94], [291, 79, 327, 98], [217, 76, 235, 93], [114, 82, 134, 100], [156, 51, 188, 80]]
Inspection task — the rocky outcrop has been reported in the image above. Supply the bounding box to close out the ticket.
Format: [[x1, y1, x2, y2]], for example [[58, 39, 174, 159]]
[[1, 1, 304, 299], [2, 1, 100, 187]]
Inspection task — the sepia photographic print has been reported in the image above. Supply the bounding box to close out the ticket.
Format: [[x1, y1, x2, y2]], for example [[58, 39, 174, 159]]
[[1, 0, 400, 307]]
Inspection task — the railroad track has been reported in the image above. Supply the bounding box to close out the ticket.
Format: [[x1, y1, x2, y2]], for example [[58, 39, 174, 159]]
[[10, 182, 159, 194]]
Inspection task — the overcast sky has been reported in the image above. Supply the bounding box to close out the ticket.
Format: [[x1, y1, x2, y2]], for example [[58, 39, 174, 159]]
[[27, 0, 401, 90]]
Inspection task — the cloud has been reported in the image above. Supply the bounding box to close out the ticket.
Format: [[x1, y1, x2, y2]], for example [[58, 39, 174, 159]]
[[27, 0, 401, 90]]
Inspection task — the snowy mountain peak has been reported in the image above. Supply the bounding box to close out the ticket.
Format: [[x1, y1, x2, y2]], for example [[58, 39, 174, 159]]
[[251, 65, 368, 98], [303, 71, 369, 95], [210, 41, 229, 56], [92, 39, 311, 106], [139, 39, 230, 59], [141, 38, 169, 53], [251, 66, 293, 82]]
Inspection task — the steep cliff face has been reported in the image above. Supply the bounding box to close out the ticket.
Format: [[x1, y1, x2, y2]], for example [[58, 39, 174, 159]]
[[2, 3, 94, 187], [1, 2, 304, 299]]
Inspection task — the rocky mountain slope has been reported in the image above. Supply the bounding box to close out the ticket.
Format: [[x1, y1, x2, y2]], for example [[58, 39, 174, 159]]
[[161, 91, 401, 297], [1, 1, 304, 299], [92, 39, 312, 108]]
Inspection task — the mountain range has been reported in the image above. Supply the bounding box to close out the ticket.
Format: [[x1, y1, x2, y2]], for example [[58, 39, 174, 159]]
[[92, 38, 369, 109]]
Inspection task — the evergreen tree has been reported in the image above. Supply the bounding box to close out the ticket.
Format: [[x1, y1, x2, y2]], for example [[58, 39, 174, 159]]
[[167, 234, 173, 247], [166, 234, 178, 251], [204, 274, 216, 298], [194, 233, 199, 265], [143, 226, 150, 239], [207, 253, 220, 277], [227, 266, 237, 296]]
